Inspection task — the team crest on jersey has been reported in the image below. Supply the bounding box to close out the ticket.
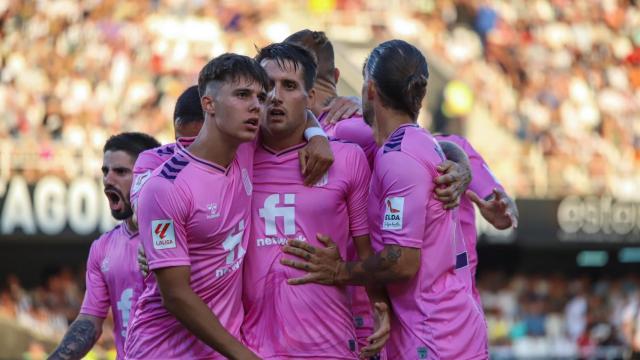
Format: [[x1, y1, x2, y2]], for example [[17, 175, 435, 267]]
[[206, 203, 220, 219], [382, 197, 404, 230], [241, 168, 253, 196], [132, 170, 152, 194], [152, 219, 176, 249]]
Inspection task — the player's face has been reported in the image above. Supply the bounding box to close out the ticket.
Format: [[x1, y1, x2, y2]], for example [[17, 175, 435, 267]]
[[261, 59, 313, 139], [210, 78, 266, 143], [102, 150, 135, 220]]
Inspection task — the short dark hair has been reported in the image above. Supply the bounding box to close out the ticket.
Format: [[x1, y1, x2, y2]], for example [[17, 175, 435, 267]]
[[103, 132, 161, 159], [364, 40, 429, 120], [174, 85, 203, 125], [255, 42, 317, 91], [197, 53, 270, 98], [284, 30, 335, 86]]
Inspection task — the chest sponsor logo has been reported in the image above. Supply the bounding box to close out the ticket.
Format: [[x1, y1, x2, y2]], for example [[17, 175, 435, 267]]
[[152, 219, 176, 249], [216, 220, 246, 278], [382, 197, 404, 230], [257, 193, 305, 247], [117, 288, 134, 338]]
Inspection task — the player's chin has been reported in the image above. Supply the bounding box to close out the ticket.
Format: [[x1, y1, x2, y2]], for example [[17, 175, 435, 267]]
[[111, 206, 133, 221], [236, 129, 259, 142]]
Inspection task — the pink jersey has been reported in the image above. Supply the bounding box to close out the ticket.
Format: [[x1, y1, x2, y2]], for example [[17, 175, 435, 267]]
[[125, 142, 254, 360], [435, 134, 503, 305], [80, 223, 143, 359], [242, 140, 370, 359], [130, 137, 195, 208], [369, 124, 487, 360], [320, 112, 379, 350], [320, 112, 377, 168]]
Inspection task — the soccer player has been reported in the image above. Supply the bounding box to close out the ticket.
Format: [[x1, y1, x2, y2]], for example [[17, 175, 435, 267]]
[[434, 133, 518, 305], [124, 53, 332, 359], [49, 132, 161, 360], [241, 42, 389, 359], [281, 40, 489, 359], [285, 30, 474, 356], [284, 30, 377, 165], [129, 85, 204, 214]]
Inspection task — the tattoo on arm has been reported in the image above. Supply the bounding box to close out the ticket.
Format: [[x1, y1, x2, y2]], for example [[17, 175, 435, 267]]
[[322, 96, 336, 107], [49, 319, 98, 360], [343, 245, 404, 285], [438, 141, 469, 165]]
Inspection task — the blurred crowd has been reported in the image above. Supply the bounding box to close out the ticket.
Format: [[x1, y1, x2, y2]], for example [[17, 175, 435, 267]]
[[0, 269, 117, 359], [2, 0, 639, 198], [3, 268, 639, 359], [368, 0, 640, 198], [0, 0, 274, 182], [479, 271, 639, 359]]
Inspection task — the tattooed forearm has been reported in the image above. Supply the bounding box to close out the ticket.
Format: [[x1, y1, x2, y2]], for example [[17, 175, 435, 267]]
[[48, 318, 99, 360], [340, 245, 409, 285], [438, 141, 469, 165]]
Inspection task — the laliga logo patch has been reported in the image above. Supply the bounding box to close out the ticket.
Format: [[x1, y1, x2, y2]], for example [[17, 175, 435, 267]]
[[382, 197, 404, 230], [152, 219, 176, 250]]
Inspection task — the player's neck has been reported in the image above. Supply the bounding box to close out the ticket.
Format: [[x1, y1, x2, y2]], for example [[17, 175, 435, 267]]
[[188, 120, 242, 169], [124, 217, 137, 234], [314, 81, 337, 108], [261, 123, 306, 151], [375, 105, 414, 143]]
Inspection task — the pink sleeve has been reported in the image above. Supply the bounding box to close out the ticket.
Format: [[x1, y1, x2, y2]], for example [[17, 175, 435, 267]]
[[137, 177, 191, 271], [79, 239, 109, 318], [376, 152, 434, 249], [134, 149, 165, 176], [130, 149, 164, 204], [460, 139, 504, 200], [346, 146, 371, 237], [334, 117, 378, 167]]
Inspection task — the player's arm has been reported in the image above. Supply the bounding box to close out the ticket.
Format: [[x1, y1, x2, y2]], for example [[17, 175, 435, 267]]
[[50, 239, 109, 360], [154, 266, 259, 360], [283, 237, 420, 286], [299, 110, 334, 186], [322, 96, 362, 124], [434, 140, 471, 209], [467, 188, 518, 229], [457, 136, 518, 229], [48, 314, 103, 360], [283, 151, 426, 286], [352, 235, 391, 359]]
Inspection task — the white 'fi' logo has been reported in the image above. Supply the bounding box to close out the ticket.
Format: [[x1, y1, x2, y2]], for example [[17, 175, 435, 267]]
[[259, 194, 296, 235]]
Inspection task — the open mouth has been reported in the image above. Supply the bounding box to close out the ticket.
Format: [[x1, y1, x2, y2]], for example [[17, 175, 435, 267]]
[[269, 108, 285, 117], [104, 188, 123, 212], [245, 118, 259, 126]]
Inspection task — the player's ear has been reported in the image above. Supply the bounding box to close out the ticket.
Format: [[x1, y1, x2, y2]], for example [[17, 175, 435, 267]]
[[201, 95, 215, 116], [307, 87, 316, 107], [334, 68, 340, 84], [366, 79, 376, 101]]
